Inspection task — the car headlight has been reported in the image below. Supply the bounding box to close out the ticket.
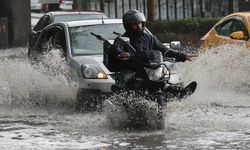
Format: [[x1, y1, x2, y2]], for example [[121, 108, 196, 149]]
[[81, 64, 107, 79], [144, 65, 170, 81]]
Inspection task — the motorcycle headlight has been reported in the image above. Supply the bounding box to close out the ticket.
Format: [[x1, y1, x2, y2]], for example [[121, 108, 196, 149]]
[[81, 64, 107, 79], [144, 65, 170, 81], [163, 66, 171, 79], [166, 63, 178, 74]]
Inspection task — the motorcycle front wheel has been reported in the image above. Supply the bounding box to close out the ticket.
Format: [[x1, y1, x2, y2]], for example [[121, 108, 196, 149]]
[[156, 93, 166, 129]]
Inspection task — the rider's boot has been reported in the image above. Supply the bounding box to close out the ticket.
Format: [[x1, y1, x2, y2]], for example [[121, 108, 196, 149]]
[[166, 81, 197, 100], [178, 81, 197, 99]]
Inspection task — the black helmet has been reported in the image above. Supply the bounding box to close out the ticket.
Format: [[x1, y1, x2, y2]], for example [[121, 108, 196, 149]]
[[123, 9, 146, 31]]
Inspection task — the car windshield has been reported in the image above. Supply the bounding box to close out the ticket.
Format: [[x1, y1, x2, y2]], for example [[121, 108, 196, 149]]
[[54, 14, 108, 22], [69, 23, 124, 56]]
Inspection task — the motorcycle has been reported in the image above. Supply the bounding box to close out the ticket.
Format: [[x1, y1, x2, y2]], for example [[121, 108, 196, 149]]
[[91, 32, 197, 129]]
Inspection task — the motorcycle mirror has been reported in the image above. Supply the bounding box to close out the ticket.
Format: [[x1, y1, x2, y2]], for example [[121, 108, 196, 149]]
[[115, 36, 136, 54], [116, 36, 130, 44], [107, 40, 114, 44], [162, 43, 170, 49], [170, 41, 181, 49]]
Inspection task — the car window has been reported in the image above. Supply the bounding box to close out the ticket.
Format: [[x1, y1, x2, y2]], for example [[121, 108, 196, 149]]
[[35, 29, 53, 53], [231, 17, 248, 36], [36, 26, 66, 57], [215, 20, 233, 36], [50, 27, 67, 57], [231, 21, 242, 32], [69, 23, 124, 56], [54, 14, 108, 22], [33, 15, 51, 31], [215, 17, 248, 37]]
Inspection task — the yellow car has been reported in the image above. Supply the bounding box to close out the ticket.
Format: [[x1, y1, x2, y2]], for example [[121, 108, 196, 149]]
[[200, 12, 250, 48]]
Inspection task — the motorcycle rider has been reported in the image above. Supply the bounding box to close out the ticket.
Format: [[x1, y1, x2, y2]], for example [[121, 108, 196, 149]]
[[108, 9, 198, 98], [108, 10, 197, 129], [111, 9, 197, 73]]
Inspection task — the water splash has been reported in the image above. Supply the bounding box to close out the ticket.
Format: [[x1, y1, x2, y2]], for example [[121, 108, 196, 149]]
[[165, 44, 250, 133], [104, 90, 167, 130], [0, 48, 77, 112], [193, 43, 249, 89], [180, 44, 250, 103]]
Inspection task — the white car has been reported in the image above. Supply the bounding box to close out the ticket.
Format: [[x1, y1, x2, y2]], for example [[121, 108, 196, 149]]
[[29, 19, 124, 110]]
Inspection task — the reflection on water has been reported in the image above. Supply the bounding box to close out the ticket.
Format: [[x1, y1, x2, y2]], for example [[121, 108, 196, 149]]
[[0, 45, 250, 149]]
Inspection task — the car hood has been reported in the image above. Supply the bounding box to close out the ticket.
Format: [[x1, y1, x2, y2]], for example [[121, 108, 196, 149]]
[[71, 55, 112, 74]]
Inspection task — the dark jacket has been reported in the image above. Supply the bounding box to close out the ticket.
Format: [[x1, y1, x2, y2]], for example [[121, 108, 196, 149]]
[[110, 30, 186, 72]]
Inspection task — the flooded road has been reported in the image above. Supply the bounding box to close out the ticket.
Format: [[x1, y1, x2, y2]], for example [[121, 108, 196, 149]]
[[1, 45, 250, 149]]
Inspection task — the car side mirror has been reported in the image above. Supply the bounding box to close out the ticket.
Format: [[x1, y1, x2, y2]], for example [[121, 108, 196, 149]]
[[230, 31, 244, 40]]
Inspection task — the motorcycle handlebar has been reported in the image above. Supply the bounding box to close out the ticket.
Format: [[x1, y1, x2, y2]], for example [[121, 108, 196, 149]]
[[163, 57, 176, 62], [91, 32, 175, 63], [113, 31, 122, 36]]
